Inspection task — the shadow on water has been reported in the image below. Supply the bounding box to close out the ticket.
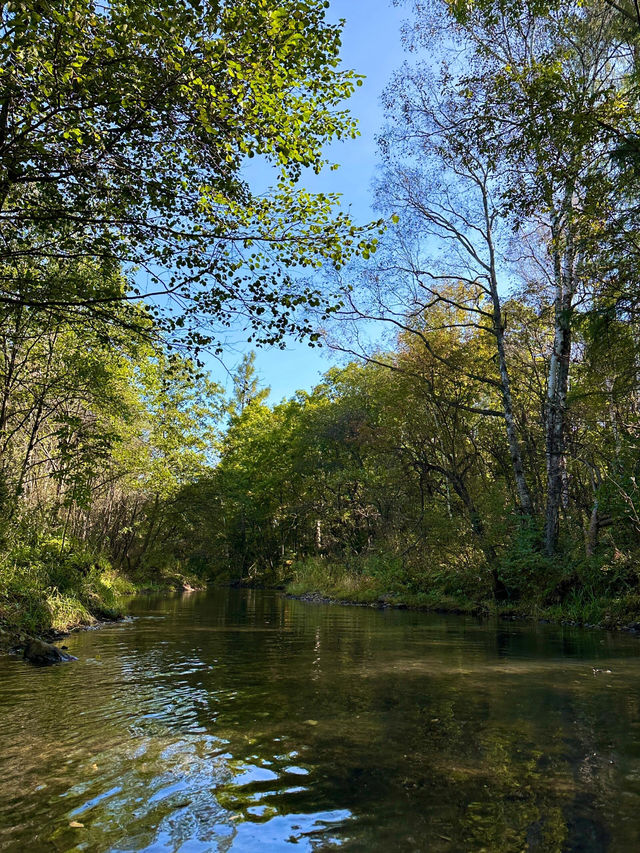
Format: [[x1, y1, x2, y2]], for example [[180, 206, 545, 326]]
[[1, 588, 640, 851]]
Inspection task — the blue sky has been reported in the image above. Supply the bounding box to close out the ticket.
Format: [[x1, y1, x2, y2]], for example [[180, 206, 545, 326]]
[[213, 0, 409, 402]]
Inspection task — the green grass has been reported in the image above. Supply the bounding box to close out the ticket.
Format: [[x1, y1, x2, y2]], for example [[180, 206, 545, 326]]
[[0, 540, 133, 641], [285, 554, 640, 629], [0, 536, 209, 647], [287, 558, 381, 602], [285, 555, 492, 614]]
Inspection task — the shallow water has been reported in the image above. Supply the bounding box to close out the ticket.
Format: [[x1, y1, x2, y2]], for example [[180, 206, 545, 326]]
[[1, 590, 640, 851]]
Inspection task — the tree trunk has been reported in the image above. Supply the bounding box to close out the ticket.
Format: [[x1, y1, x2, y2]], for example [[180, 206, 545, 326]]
[[484, 186, 534, 517], [544, 203, 577, 556], [135, 492, 161, 568], [586, 498, 599, 558], [495, 318, 534, 516]]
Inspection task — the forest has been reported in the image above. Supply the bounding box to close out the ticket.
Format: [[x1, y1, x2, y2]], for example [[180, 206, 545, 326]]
[[2, 0, 640, 640]]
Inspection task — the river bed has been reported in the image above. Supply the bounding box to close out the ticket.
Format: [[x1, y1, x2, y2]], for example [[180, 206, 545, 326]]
[[1, 589, 640, 851]]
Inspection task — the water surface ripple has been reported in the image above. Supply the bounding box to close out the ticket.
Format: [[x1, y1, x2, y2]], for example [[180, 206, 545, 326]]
[[1, 589, 640, 851]]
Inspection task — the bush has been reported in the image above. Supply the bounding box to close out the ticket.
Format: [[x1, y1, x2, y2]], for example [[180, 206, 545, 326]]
[[287, 556, 381, 602], [286, 542, 495, 610], [497, 521, 562, 602]]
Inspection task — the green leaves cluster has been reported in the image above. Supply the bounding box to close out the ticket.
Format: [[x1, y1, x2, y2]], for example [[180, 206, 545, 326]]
[[0, 0, 378, 347]]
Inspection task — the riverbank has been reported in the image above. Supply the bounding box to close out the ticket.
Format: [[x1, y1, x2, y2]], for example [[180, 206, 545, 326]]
[[0, 580, 204, 655], [0, 561, 130, 652], [0, 540, 206, 653], [285, 557, 640, 634]]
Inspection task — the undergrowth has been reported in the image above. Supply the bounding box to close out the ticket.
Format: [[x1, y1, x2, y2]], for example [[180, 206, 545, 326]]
[[285, 540, 640, 628], [0, 537, 136, 637]]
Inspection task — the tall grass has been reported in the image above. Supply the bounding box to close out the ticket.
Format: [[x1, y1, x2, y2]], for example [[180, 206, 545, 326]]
[[0, 538, 131, 635]]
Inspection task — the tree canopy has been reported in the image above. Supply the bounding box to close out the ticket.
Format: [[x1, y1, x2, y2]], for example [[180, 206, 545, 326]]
[[0, 0, 379, 348], [4, 0, 640, 635]]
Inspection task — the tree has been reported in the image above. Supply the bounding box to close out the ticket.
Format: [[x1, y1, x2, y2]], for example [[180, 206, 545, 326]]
[[229, 352, 270, 415], [0, 0, 380, 347], [361, 66, 535, 518], [368, 0, 640, 555]]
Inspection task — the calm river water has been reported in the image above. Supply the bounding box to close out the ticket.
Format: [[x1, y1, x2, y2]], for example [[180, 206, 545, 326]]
[[1, 589, 640, 851]]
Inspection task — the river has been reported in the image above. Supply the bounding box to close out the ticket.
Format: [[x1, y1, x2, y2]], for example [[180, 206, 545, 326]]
[[1, 589, 640, 851]]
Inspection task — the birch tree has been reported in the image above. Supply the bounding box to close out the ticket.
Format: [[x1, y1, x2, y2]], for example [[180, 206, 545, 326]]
[[366, 68, 535, 518], [381, 0, 638, 554]]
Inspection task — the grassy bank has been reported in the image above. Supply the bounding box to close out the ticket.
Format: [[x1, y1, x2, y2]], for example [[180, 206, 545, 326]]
[[285, 554, 640, 630], [0, 537, 206, 649]]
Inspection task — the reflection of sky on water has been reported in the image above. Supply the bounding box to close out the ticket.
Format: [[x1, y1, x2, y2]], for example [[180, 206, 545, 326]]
[[40, 720, 347, 851], [2, 589, 640, 851]]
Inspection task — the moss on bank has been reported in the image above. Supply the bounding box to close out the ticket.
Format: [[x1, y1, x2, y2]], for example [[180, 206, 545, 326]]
[[285, 554, 640, 630], [0, 538, 206, 648]]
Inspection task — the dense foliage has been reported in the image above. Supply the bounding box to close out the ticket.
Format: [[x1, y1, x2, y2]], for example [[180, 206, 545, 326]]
[[0, 0, 374, 635], [187, 320, 640, 621], [173, 0, 640, 622], [4, 0, 640, 635], [0, 0, 379, 347]]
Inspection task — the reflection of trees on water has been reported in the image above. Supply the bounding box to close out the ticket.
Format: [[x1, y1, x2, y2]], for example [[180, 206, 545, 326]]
[[1, 591, 640, 851], [175, 594, 640, 852]]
